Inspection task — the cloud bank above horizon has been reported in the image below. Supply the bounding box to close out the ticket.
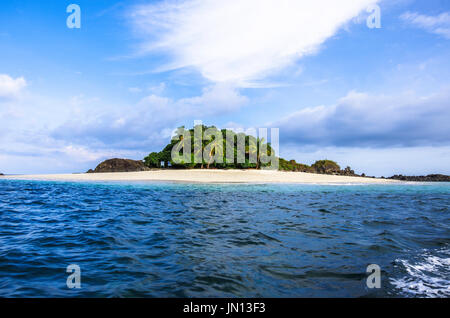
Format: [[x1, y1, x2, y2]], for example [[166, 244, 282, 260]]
[[272, 88, 450, 148]]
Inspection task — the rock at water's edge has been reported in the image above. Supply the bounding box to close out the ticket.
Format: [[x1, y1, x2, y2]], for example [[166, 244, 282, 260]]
[[88, 158, 150, 173], [388, 174, 450, 182]]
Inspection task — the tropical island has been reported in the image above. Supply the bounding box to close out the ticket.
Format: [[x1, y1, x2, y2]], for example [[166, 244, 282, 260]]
[[84, 125, 448, 182], [1, 125, 449, 183], [87, 125, 361, 176]]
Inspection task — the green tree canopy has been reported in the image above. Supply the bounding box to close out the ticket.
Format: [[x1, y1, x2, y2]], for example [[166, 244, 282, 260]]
[[144, 125, 277, 170], [144, 152, 161, 168], [142, 125, 357, 176]]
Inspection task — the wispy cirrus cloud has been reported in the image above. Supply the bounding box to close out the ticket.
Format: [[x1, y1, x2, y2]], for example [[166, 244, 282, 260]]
[[400, 11, 450, 39], [129, 0, 379, 86]]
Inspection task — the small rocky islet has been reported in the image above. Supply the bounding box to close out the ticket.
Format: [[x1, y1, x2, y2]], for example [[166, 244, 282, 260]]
[[387, 174, 450, 182]]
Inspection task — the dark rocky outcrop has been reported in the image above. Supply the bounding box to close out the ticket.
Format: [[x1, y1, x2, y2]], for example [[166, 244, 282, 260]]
[[388, 174, 450, 182], [340, 166, 357, 176], [0, 173, 4, 176], [88, 158, 150, 173], [311, 160, 341, 174]]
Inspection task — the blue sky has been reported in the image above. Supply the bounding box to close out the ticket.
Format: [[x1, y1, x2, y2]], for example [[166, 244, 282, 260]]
[[1, 0, 450, 175]]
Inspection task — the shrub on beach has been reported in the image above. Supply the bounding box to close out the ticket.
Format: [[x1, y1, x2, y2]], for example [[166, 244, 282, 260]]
[[311, 160, 341, 174], [279, 159, 312, 172], [144, 152, 161, 168]]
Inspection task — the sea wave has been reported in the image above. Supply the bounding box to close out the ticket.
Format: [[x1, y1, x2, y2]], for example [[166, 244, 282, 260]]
[[0, 179, 448, 297], [390, 247, 450, 298]]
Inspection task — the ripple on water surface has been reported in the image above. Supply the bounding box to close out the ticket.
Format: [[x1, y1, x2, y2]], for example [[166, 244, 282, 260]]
[[0, 180, 448, 297]]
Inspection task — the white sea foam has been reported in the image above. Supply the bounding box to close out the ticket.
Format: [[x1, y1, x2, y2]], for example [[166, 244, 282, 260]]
[[390, 247, 450, 298]]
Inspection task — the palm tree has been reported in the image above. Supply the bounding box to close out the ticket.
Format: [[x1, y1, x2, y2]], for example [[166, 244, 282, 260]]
[[223, 132, 235, 167], [171, 127, 192, 165], [248, 136, 266, 169], [193, 145, 204, 169], [205, 135, 223, 169], [247, 136, 257, 168], [256, 137, 266, 169]]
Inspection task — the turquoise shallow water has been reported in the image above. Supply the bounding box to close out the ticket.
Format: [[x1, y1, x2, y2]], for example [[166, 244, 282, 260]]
[[0, 179, 449, 297]]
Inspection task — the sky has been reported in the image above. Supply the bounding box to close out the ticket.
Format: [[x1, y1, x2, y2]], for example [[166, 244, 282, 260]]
[[0, 0, 450, 176]]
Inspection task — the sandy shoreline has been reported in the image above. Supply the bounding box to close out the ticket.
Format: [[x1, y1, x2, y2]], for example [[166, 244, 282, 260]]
[[1, 169, 400, 184]]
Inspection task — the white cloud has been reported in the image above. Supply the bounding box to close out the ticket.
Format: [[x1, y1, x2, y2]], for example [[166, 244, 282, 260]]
[[281, 145, 450, 177], [60, 145, 121, 163], [0, 81, 248, 174], [128, 87, 143, 93], [401, 11, 450, 39], [51, 84, 248, 150], [148, 82, 166, 94], [271, 88, 450, 148], [176, 83, 248, 114], [0, 140, 138, 174], [130, 0, 379, 86], [129, 83, 166, 94], [0, 74, 27, 100]]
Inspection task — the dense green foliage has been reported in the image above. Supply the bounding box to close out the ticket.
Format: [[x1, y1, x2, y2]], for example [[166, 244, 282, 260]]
[[279, 159, 313, 172], [144, 125, 275, 170], [143, 152, 161, 168], [143, 125, 358, 175]]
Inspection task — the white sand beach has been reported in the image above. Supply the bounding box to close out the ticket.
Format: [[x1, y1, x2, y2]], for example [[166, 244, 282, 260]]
[[1, 170, 399, 184]]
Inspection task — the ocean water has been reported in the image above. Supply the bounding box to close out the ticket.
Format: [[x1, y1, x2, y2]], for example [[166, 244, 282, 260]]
[[0, 179, 448, 298]]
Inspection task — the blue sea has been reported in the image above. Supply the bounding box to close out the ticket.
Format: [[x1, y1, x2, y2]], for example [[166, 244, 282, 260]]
[[0, 179, 448, 298]]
